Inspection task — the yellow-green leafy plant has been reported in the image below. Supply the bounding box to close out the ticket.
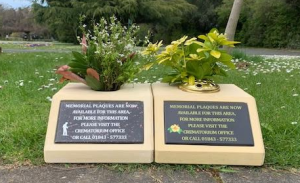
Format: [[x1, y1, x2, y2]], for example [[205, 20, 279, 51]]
[[142, 29, 239, 85]]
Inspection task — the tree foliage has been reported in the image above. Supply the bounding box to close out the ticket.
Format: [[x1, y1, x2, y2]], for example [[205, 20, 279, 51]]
[[0, 6, 49, 39], [218, 0, 300, 48], [33, 0, 197, 43]]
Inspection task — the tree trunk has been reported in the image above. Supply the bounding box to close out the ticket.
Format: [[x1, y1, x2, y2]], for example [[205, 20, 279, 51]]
[[225, 0, 243, 41]]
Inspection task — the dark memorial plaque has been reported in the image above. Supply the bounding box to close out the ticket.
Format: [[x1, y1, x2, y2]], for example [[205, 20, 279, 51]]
[[55, 101, 144, 144], [164, 101, 254, 146]]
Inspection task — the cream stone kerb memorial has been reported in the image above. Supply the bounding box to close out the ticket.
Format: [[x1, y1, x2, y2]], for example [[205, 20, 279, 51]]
[[44, 83, 153, 163], [152, 83, 265, 166]]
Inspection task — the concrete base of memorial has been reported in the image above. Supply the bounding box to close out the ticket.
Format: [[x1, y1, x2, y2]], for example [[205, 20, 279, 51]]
[[152, 83, 265, 166], [44, 83, 153, 163]]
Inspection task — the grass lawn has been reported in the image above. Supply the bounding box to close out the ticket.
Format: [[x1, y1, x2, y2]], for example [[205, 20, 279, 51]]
[[0, 51, 299, 169]]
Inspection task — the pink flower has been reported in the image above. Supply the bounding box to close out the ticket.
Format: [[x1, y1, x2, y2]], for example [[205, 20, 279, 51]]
[[82, 34, 87, 54]]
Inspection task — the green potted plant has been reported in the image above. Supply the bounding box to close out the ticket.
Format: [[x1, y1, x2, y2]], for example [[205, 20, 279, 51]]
[[56, 16, 141, 91], [142, 29, 239, 92]]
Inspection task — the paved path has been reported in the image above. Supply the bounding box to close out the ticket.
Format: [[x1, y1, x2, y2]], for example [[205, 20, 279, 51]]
[[236, 47, 300, 56], [3, 48, 69, 53], [0, 166, 299, 183]]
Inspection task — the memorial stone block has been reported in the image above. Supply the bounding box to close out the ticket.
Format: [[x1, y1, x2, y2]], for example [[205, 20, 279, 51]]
[[44, 83, 153, 163], [152, 83, 265, 166]]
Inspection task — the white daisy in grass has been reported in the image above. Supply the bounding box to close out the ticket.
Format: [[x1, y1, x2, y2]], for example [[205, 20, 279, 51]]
[[286, 69, 292, 73], [256, 82, 261, 85], [291, 122, 298, 125], [46, 96, 52, 102], [292, 94, 299, 97]]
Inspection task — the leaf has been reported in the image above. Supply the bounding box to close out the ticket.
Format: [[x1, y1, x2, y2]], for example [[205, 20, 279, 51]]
[[68, 62, 88, 70], [197, 48, 210, 53], [171, 74, 182, 83], [69, 68, 87, 75], [161, 75, 177, 83], [85, 75, 102, 91], [219, 68, 228, 77], [143, 62, 154, 70], [220, 40, 240, 46], [201, 61, 213, 76], [72, 51, 86, 63], [212, 65, 227, 77], [204, 41, 213, 49], [186, 61, 204, 79], [188, 75, 195, 85], [157, 57, 171, 64], [87, 68, 100, 81], [87, 45, 97, 67], [208, 33, 217, 43], [219, 53, 232, 62], [198, 35, 209, 41], [219, 53, 235, 69], [210, 50, 221, 58], [56, 65, 87, 84], [191, 41, 205, 47], [178, 129, 183, 134], [209, 28, 219, 34]]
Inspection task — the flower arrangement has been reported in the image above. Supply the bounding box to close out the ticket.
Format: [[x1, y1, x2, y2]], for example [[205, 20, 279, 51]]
[[142, 29, 239, 91], [56, 16, 140, 91]]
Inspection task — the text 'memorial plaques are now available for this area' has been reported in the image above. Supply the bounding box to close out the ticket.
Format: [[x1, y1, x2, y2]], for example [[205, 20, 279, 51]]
[[44, 83, 153, 163], [55, 101, 144, 144], [164, 101, 254, 146], [152, 83, 265, 165]]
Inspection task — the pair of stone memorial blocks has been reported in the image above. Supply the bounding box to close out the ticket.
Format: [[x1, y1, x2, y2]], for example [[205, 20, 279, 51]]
[[44, 83, 265, 165]]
